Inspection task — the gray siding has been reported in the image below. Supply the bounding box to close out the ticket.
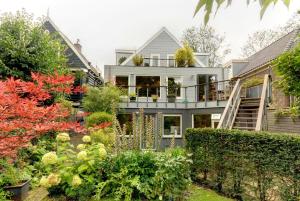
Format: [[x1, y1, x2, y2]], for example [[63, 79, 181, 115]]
[[267, 109, 300, 134]]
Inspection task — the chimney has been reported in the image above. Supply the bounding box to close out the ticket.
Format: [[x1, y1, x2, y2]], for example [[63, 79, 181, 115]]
[[74, 39, 82, 53]]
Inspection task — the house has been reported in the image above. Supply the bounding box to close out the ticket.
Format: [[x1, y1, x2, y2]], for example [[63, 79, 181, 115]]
[[226, 28, 300, 108], [218, 28, 299, 132], [43, 17, 103, 87], [104, 27, 232, 147]]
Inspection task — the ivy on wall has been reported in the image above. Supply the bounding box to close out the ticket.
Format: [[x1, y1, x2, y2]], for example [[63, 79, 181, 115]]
[[185, 128, 300, 201]]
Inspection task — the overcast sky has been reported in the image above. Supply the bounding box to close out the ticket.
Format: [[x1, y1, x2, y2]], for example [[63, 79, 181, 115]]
[[0, 0, 299, 73]]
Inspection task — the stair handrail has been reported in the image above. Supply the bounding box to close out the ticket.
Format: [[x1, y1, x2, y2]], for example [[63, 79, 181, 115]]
[[255, 74, 270, 131], [218, 79, 241, 129]]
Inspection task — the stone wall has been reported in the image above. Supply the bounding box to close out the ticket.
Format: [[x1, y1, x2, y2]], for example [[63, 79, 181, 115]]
[[267, 109, 300, 134]]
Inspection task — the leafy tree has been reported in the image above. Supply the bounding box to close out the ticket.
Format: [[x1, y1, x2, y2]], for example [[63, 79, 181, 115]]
[[182, 26, 230, 67], [0, 72, 84, 158], [194, 0, 293, 24], [241, 13, 300, 57], [0, 10, 68, 80], [273, 42, 300, 104], [82, 84, 123, 114]]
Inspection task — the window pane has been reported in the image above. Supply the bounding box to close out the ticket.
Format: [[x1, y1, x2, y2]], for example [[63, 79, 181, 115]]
[[168, 77, 181, 97], [164, 116, 181, 136], [193, 114, 211, 128], [117, 113, 133, 135], [152, 56, 159, 66], [168, 56, 175, 67], [115, 76, 128, 93], [136, 76, 160, 97]]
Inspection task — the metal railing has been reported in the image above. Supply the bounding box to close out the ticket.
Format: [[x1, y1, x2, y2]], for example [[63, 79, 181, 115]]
[[117, 80, 235, 108], [123, 57, 196, 67], [217, 79, 242, 129], [255, 74, 271, 131]]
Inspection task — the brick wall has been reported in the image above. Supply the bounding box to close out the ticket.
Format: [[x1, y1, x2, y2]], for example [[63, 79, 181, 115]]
[[267, 109, 300, 134]]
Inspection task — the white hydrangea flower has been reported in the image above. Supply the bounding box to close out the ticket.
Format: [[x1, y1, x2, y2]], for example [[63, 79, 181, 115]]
[[77, 144, 86, 150], [77, 151, 88, 160], [98, 143, 105, 149], [39, 176, 50, 188], [47, 173, 61, 186], [42, 152, 58, 165], [56, 132, 70, 142], [71, 175, 82, 187], [99, 148, 107, 160], [82, 135, 91, 143]]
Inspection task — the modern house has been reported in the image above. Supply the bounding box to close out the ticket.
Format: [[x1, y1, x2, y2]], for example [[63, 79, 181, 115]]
[[104, 27, 233, 147], [219, 28, 299, 132], [43, 17, 103, 87]]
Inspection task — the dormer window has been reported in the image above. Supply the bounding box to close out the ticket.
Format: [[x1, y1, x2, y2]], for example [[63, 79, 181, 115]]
[[150, 54, 160, 66]]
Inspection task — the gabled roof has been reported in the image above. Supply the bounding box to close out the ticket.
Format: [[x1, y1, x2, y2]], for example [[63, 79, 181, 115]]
[[238, 28, 300, 76], [43, 17, 101, 76], [121, 27, 205, 67]]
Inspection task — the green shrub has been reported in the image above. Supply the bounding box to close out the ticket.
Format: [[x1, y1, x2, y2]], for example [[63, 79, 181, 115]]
[[132, 54, 144, 66], [175, 42, 195, 67], [85, 112, 113, 128], [82, 85, 123, 114], [95, 148, 191, 201], [90, 128, 115, 149], [185, 128, 300, 201]]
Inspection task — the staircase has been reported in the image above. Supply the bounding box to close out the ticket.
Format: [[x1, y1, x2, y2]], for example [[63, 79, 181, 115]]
[[218, 74, 271, 131], [233, 98, 260, 131]]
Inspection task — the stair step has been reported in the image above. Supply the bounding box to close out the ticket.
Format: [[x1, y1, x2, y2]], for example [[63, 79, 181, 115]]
[[239, 104, 260, 107], [234, 122, 256, 126], [238, 109, 259, 112], [241, 98, 260, 101], [235, 117, 257, 120]]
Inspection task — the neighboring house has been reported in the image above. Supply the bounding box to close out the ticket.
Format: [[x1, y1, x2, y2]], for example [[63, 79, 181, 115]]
[[226, 28, 300, 108], [43, 17, 103, 88], [218, 28, 299, 132], [104, 27, 232, 147]]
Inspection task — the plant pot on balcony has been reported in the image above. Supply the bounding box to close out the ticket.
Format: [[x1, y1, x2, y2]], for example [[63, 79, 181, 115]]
[[167, 95, 176, 103], [129, 96, 136, 102], [4, 180, 30, 201], [151, 95, 158, 103]]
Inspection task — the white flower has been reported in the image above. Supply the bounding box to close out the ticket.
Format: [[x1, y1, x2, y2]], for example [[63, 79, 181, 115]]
[[77, 144, 86, 150], [56, 132, 70, 142], [99, 148, 107, 160], [47, 173, 61, 186], [98, 143, 105, 149], [39, 176, 50, 188], [71, 175, 82, 187], [42, 152, 58, 165], [77, 151, 88, 160], [82, 135, 91, 143]]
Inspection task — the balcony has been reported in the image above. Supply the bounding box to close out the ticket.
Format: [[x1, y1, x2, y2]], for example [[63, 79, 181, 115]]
[[117, 80, 235, 109], [122, 58, 197, 68]]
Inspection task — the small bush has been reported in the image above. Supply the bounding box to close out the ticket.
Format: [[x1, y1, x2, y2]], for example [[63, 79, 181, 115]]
[[85, 112, 113, 128], [186, 128, 300, 201], [132, 55, 144, 66], [90, 128, 115, 148], [175, 42, 195, 67]]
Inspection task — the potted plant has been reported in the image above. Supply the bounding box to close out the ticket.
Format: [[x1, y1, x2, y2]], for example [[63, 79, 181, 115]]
[[129, 92, 136, 102], [132, 54, 144, 66], [0, 161, 31, 201], [151, 95, 158, 102], [167, 80, 181, 103], [175, 42, 195, 67]]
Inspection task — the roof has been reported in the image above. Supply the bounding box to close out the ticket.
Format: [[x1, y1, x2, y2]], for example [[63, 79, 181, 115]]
[[121, 27, 206, 67], [43, 17, 101, 76], [238, 28, 300, 76]]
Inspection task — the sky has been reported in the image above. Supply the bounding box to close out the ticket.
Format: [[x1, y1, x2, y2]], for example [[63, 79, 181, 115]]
[[0, 0, 299, 73]]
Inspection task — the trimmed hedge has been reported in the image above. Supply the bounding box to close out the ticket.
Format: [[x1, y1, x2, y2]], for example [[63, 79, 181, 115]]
[[185, 128, 300, 201], [85, 112, 113, 127]]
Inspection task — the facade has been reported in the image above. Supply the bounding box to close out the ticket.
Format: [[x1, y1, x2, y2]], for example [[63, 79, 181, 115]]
[[226, 28, 300, 108], [43, 17, 103, 87], [104, 27, 232, 147]]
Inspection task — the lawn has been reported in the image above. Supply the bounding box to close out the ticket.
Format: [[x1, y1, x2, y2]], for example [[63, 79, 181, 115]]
[[35, 185, 232, 201]]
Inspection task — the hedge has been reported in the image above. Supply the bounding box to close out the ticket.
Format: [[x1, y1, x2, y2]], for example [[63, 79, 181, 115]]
[[85, 112, 113, 127], [185, 128, 300, 201]]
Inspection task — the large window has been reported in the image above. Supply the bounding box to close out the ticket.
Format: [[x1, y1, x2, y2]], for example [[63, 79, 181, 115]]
[[136, 76, 160, 97], [193, 114, 211, 128], [163, 115, 182, 137], [115, 76, 128, 93], [197, 75, 218, 101], [168, 77, 182, 97]]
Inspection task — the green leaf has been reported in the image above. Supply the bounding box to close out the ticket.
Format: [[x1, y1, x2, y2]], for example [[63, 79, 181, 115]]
[[194, 0, 207, 17]]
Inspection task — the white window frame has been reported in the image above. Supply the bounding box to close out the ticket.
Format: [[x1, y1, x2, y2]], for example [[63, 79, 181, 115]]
[[166, 76, 183, 99], [150, 54, 160, 66], [167, 54, 175, 67], [162, 114, 182, 138]]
